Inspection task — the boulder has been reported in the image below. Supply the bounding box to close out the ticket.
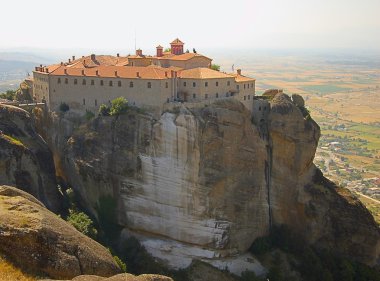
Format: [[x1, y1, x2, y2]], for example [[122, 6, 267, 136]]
[[0, 185, 121, 279]]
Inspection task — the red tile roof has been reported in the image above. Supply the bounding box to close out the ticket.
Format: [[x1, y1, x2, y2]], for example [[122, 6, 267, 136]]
[[179, 68, 234, 79], [50, 66, 172, 79], [171, 38, 184, 45]]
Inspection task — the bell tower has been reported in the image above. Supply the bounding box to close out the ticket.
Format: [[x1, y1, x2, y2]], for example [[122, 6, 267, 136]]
[[170, 38, 184, 55]]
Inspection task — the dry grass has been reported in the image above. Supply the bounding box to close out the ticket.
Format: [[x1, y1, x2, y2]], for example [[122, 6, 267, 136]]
[[0, 257, 36, 281]]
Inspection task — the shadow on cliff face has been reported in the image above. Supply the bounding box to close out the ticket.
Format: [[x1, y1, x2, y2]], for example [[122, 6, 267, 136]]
[[0, 105, 62, 212]]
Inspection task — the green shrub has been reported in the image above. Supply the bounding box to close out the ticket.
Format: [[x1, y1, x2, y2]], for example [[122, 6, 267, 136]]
[[211, 64, 221, 71], [0, 90, 16, 101], [98, 104, 110, 116], [59, 102, 69, 112], [85, 110, 95, 120], [113, 255, 127, 272], [110, 97, 128, 116], [67, 209, 97, 239]]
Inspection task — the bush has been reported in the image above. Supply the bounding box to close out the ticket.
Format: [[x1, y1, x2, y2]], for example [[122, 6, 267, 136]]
[[211, 64, 221, 71], [113, 255, 127, 272], [98, 104, 110, 116], [85, 110, 95, 120], [66, 209, 97, 239], [110, 97, 128, 116], [59, 102, 69, 112]]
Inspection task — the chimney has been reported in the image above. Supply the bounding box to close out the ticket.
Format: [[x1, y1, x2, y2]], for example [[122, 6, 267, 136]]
[[82, 55, 85, 58], [91, 54, 96, 60], [68, 59, 71, 63], [136, 49, 142, 56], [117, 53, 120, 57], [72, 56, 75, 61], [115, 71, 118, 77], [60, 62, 63, 66], [237, 69, 241, 75], [35, 67, 38, 71], [82, 70, 85, 75], [156, 45, 163, 57], [40, 64, 42, 67], [45, 68, 49, 73], [64, 69, 68, 75], [136, 72, 140, 78], [96, 70, 99, 76]]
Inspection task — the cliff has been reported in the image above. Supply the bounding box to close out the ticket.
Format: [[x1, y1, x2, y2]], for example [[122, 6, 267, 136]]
[[37, 94, 380, 274], [0, 104, 62, 212]]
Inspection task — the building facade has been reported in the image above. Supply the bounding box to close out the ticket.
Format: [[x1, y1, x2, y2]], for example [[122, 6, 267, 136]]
[[32, 39, 256, 114]]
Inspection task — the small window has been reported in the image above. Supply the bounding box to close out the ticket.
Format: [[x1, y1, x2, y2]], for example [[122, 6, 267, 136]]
[[82, 79, 86, 85], [244, 96, 246, 100], [216, 81, 219, 86], [193, 82, 196, 87], [147, 82, 151, 88], [74, 79, 78, 85], [109, 81, 113, 86], [118, 81, 122, 87], [216, 93, 219, 98], [205, 82, 208, 87], [58, 78, 61, 84], [91, 80, 94, 85], [227, 81, 230, 86], [193, 93, 196, 99], [259, 106, 261, 111], [225, 93, 229, 97], [244, 84, 246, 89], [183, 82, 187, 87], [248, 84, 250, 89], [83, 98, 86, 105], [248, 95, 250, 100], [100, 80, 104, 86], [237, 85, 239, 90], [251, 83, 253, 88], [205, 94, 208, 99], [165, 82, 168, 88], [130, 81, 134, 88], [95, 99, 97, 106]]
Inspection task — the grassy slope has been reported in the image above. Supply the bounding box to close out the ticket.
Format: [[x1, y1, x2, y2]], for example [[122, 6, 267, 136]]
[[0, 257, 36, 281]]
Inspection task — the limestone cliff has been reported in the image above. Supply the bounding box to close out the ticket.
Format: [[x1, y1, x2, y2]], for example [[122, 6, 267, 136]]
[[0, 105, 62, 212], [37, 94, 380, 274]]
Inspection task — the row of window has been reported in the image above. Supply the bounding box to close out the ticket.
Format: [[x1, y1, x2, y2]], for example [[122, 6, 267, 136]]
[[191, 92, 239, 99], [182, 81, 254, 89], [243, 95, 252, 100], [57, 78, 169, 88]]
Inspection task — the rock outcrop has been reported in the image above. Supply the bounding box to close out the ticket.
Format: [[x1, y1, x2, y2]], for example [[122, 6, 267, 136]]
[[42, 273, 173, 281], [0, 185, 121, 279], [37, 94, 380, 274], [0, 104, 62, 212]]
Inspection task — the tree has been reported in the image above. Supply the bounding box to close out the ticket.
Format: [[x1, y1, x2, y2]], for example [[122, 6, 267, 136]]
[[211, 64, 220, 71], [59, 102, 69, 112], [164, 48, 171, 52], [0, 90, 16, 101], [66, 209, 97, 239], [110, 97, 128, 116]]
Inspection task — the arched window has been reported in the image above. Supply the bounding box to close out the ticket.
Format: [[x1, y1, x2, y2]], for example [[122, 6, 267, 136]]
[[130, 81, 134, 88], [147, 82, 151, 88], [205, 82, 208, 87], [216, 81, 219, 86], [100, 80, 104, 86], [83, 98, 86, 105], [193, 82, 196, 87], [118, 81, 122, 87]]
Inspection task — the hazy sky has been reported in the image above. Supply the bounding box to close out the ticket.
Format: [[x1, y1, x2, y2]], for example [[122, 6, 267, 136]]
[[1, 0, 379, 53]]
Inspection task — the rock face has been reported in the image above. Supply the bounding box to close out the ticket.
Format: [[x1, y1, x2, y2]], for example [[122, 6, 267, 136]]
[[38, 94, 380, 272], [0, 104, 62, 212], [0, 185, 121, 279]]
